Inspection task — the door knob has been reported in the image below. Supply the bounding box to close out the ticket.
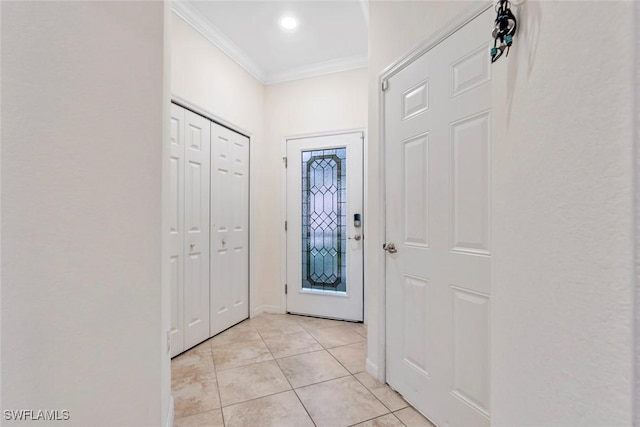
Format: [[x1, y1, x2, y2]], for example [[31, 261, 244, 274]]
[[383, 243, 397, 254], [349, 234, 362, 241], [190, 242, 196, 250]]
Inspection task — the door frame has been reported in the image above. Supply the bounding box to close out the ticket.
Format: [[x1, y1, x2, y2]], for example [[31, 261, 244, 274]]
[[281, 128, 368, 319], [634, 1, 640, 423], [374, 0, 492, 383], [170, 95, 255, 323]]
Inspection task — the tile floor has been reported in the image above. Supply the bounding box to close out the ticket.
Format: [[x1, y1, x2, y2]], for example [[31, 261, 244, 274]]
[[172, 313, 435, 427]]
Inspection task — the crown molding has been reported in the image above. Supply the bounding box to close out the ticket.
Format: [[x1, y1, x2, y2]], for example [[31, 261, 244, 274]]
[[265, 55, 368, 85], [171, 1, 368, 86], [171, 1, 268, 84]]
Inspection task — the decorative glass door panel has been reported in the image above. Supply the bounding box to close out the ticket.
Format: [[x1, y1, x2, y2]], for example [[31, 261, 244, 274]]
[[301, 148, 347, 292], [286, 132, 363, 321]]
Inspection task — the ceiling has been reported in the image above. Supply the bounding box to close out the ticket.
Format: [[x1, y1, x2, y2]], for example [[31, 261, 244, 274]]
[[172, 1, 369, 85]]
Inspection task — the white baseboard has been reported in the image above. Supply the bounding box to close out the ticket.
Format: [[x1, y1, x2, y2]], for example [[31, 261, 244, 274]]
[[166, 396, 174, 427], [251, 304, 284, 317], [366, 359, 380, 380]]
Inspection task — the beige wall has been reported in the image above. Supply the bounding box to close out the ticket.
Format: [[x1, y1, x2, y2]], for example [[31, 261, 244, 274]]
[[171, 13, 265, 137], [171, 11, 368, 315], [368, 1, 633, 425], [491, 1, 632, 424], [2, 2, 166, 425], [171, 12, 266, 316], [161, 2, 173, 423]]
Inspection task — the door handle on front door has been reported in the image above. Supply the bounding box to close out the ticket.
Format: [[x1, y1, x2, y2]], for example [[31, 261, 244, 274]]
[[349, 234, 362, 241], [383, 243, 397, 254]]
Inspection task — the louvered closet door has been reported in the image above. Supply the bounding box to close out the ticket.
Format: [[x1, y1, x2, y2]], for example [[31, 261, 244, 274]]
[[210, 122, 250, 336]]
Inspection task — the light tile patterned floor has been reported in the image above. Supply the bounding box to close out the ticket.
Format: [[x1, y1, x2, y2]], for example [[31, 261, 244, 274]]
[[172, 313, 435, 427]]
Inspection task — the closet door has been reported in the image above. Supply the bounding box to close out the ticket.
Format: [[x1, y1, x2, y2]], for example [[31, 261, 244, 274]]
[[210, 122, 250, 336], [169, 104, 185, 357], [183, 110, 211, 349]]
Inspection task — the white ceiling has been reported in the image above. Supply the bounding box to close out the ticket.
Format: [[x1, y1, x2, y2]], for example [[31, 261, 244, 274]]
[[173, 1, 369, 85]]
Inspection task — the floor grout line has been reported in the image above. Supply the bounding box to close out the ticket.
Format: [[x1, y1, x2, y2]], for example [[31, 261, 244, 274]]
[[292, 388, 318, 427], [220, 389, 294, 410], [291, 372, 354, 391], [261, 331, 318, 427], [218, 328, 274, 426], [289, 314, 391, 426], [345, 412, 402, 427], [272, 346, 328, 360], [173, 314, 379, 427], [205, 344, 221, 411], [352, 370, 408, 414], [213, 356, 276, 373], [324, 338, 367, 351]]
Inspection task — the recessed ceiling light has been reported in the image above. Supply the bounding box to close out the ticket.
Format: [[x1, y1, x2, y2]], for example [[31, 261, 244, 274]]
[[280, 16, 298, 31]]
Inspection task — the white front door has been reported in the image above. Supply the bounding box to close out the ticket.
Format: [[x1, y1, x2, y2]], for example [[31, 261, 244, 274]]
[[210, 122, 250, 336], [286, 132, 364, 321], [385, 9, 492, 427]]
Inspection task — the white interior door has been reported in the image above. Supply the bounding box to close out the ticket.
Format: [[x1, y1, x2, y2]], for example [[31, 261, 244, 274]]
[[210, 122, 250, 336], [286, 132, 364, 321], [169, 104, 186, 357], [183, 109, 211, 349], [385, 9, 492, 427]]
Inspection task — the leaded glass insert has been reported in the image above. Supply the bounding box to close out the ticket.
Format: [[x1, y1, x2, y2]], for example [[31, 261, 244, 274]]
[[301, 148, 347, 292]]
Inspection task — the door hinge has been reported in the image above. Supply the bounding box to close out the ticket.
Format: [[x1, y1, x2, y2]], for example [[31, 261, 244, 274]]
[[283, 156, 288, 168], [285, 220, 288, 231], [382, 80, 389, 91], [285, 284, 288, 295]]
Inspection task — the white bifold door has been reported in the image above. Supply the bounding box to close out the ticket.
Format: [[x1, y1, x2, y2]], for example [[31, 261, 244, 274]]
[[210, 122, 250, 337], [384, 9, 492, 427], [169, 103, 249, 357], [286, 132, 364, 321], [169, 104, 211, 357]]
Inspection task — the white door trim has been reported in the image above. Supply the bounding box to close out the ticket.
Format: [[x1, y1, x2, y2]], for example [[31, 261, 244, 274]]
[[374, 0, 492, 383], [172, 95, 252, 138], [170, 97, 255, 323], [281, 128, 367, 317], [634, 0, 640, 422]]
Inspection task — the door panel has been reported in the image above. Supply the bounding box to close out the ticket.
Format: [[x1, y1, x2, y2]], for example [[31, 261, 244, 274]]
[[286, 132, 364, 321], [210, 122, 249, 337], [451, 287, 490, 416], [183, 110, 211, 349], [385, 9, 492, 427], [169, 105, 185, 357], [402, 275, 429, 376], [450, 112, 490, 255], [402, 133, 429, 247]]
